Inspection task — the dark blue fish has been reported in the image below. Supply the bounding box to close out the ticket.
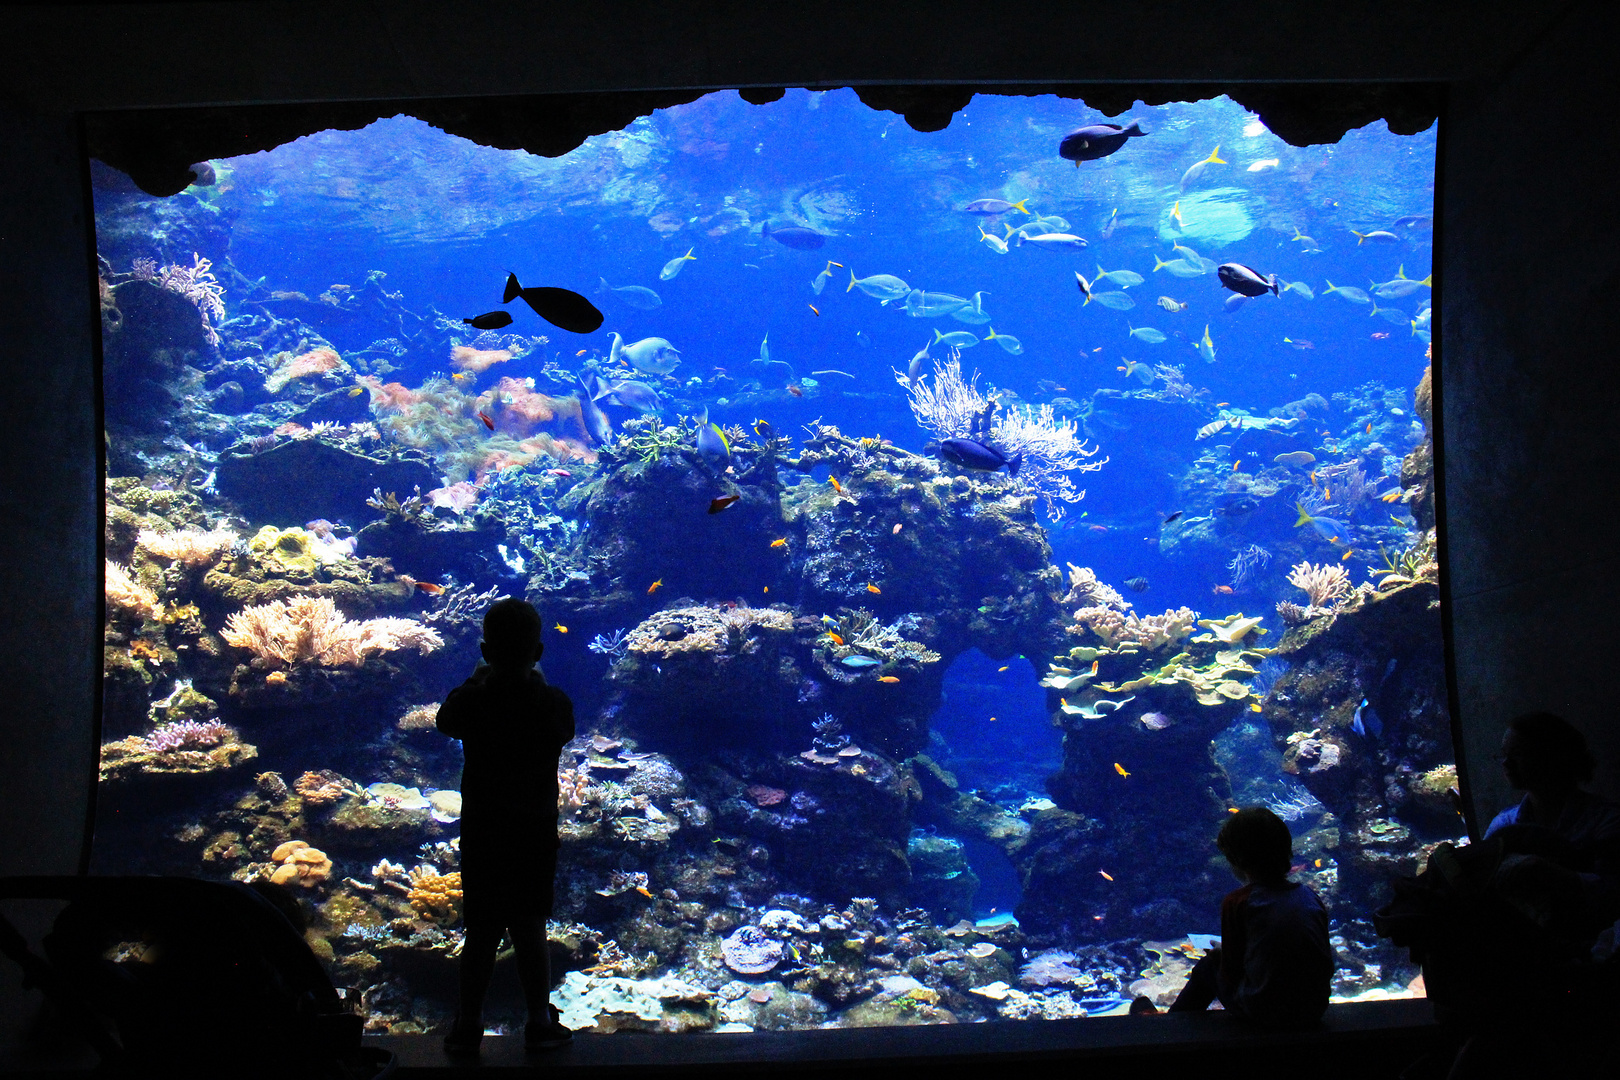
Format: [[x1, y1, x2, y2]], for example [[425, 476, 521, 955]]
[[1217, 263, 1279, 298], [763, 221, 826, 250], [938, 438, 1021, 476], [463, 310, 513, 330], [1351, 697, 1383, 739], [1059, 121, 1147, 163]]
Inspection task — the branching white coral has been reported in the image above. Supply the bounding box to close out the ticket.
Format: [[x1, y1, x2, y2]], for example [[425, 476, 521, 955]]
[[1286, 561, 1352, 610], [136, 526, 238, 566], [105, 560, 161, 619], [220, 595, 444, 668], [896, 358, 1105, 521], [1063, 564, 1129, 611]]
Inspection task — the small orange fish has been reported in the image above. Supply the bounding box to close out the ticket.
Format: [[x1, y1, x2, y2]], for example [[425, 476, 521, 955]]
[[1212, 584, 1234, 595], [1216, 402, 1229, 406], [808, 304, 820, 316], [826, 632, 846, 646], [1250, 703, 1263, 713], [1314, 859, 1323, 868], [866, 584, 881, 594], [554, 623, 568, 633], [1229, 807, 1240, 813], [1114, 762, 1130, 779], [878, 676, 900, 684], [1099, 870, 1114, 881], [989, 716, 998, 722], [1232, 461, 1240, 471], [770, 538, 787, 548], [892, 523, 902, 534], [647, 579, 663, 594], [414, 581, 445, 595], [1324, 487, 1332, 501], [634, 886, 653, 898], [829, 476, 844, 494], [787, 385, 804, 397], [1309, 470, 1317, 485], [477, 411, 495, 430], [576, 349, 587, 356], [1341, 549, 1354, 561], [1092, 346, 1104, 353], [763, 586, 769, 593], [1366, 422, 1373, 433], [1089, 660, 1099, 676], [997, 666, 1009, 672], [708, 495, 740, 514]]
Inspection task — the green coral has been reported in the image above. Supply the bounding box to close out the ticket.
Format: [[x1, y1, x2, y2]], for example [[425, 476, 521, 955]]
[[820, 608, 941, 669]]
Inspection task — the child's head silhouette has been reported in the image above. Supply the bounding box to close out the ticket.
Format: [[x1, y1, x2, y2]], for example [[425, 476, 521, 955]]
[[1218, 806, 1293, 884], [481, 597, 543, 669]]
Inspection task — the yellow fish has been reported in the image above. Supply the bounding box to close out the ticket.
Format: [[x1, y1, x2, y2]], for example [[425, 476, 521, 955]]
[[1324, 486, 1332, 501], [1090, 659, 1099, 676], [1381, 490, 1404, 503], [647, 579, 663, 594], [866, 584, 881, 594], [1229, 807, 1240, 813], [878, 676, 900, 684], [1314, 859, 1323, 868], [554, 624, 568, 633], [1341, 549, 1355, 561], [634, 886, 653, 898], [1099, 870, 1114, 881], [763, 586, 769, 593], [997, 666, 1009, 673], [770, 538, 787, 548], [1366, 422, 1373, 433], [1114, 762, 1130, 779], [347, 386, 365, 397], [1232, 461, 1240, 472], [1171, 200, 1185, 229], [830, 476, 844, 494], [452, 371, 475, 382], [988, 716, 998, 722], [1250, 703, 1263, 713]]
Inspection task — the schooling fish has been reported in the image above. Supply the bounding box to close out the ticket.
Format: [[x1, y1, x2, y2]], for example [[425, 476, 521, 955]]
[[905, 341, 931, 386], [1094, 264, 1145, 288], [504, 274, 605, 333], [1128, 322, 1166, 344], [938, 437, 1021, 476], [1281, 280, 1315, 300], [905, 290, 971, 318], [933, 328, 980, 349], [1247, 158, 1280, 172], [1351, 229, 1400, 245], [978, 225, 1010, 255], [707, 495, 740, 514], [1058, 120, 1148, 163], [964, 197, 1030, 215], [1284, 337, 1314, 350], [1089, 291, 1136, 311], [597, 276, 662, 310], [1153, 255, 1207, 279], [811, 260, 844, 295], [1179, 146, 1226, 191], [659, 248, 697, 281], [1372, 266, 1432, 299], [1370, 301, 1409, 325], [1218, 263, 1280, 298], [1323, 280, 1372, 305], [463, 310, 513, 330], [763, 221, 826, 249], [846, 270, 911, 302], [985, 326, 1023, 355]]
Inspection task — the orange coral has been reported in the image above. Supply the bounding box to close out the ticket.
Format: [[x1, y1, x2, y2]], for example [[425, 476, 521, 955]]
[[294, 769, 355, 805], [268, 840, 332, 888], [356, 375, 421, 412], [266, 347, 344, 392], [486, 377, 591, 443], [406, 866, 463, 922], [450, 346, 514, 373]]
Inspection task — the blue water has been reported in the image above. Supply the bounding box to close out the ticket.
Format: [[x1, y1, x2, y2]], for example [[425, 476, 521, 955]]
[[94, 89, 1439, 1031]]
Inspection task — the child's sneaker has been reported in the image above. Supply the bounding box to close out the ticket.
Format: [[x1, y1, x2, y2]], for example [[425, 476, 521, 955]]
[[442, 1017, 483, 1056], [526, 1003, 573, 1050]]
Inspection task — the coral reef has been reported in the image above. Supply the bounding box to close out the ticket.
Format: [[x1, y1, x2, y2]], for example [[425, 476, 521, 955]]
[[220, 595, 443, 668]]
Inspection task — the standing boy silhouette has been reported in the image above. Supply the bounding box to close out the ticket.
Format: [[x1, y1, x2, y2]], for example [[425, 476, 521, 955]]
[[436, 598, 575, 1054]]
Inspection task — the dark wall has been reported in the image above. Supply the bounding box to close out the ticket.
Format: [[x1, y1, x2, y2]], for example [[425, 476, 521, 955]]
[[0, 0, 1612, 1057]]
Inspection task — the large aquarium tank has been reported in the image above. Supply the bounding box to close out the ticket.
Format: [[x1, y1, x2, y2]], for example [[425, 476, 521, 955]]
[[92, 89, 1453, 1034]]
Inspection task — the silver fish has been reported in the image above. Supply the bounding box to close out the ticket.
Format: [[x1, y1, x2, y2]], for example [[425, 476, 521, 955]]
[[598, 277, 662, 310]]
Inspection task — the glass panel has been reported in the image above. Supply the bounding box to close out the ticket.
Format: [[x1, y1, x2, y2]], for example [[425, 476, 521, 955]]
[[92, 89, 1447, 1034]]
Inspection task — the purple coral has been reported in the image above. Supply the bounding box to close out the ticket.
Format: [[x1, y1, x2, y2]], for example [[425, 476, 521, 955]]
[[144, 719, 229, 754], [721, 925, 783, 975]]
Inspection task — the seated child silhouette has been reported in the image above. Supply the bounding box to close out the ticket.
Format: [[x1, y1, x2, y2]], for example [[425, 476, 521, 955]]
[[436, 598, 576, 1054], [1134, 805, 1333, 1027]]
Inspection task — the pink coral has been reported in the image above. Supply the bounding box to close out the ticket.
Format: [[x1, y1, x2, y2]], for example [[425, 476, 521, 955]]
[[220, 595, 443, 668], [450, 345, 513, 373], [746, 784, 788, 807]]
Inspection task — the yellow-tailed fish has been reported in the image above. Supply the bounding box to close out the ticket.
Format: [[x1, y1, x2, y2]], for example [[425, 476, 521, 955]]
[[1114, 762, 1130, 778]]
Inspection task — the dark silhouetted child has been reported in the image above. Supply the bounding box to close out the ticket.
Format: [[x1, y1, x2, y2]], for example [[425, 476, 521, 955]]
[[436, 598, 575, 1055], [1133, 805, 1332, 1027]]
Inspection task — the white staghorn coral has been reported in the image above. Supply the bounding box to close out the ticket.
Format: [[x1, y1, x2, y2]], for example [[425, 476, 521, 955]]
[[220, 595, 443, 669], [136, 526, 238, 566], [1286, 561, 1352, 610], [1063, 564, 1129, 611], [105, 560, 161, 619]]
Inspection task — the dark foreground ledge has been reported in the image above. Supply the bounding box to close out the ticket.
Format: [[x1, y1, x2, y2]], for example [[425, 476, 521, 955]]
[[371, 998, 1441, 1078]]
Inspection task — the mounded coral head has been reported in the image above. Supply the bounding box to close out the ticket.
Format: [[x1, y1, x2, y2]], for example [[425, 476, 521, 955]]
[[721, 925, 784, 975], [268, 840, 332, 888]]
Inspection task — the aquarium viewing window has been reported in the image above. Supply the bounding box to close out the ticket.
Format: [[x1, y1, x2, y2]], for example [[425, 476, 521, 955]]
[[91, 88, 1452, 1035]]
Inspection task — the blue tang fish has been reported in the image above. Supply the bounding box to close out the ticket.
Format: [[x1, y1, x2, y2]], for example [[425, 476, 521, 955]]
[[938, 438, 1021, 476]]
